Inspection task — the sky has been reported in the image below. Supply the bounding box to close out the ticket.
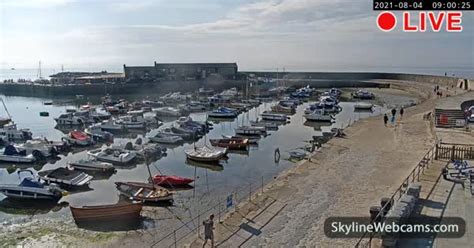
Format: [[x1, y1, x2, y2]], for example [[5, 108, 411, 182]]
[[0, 0, 473, 74]]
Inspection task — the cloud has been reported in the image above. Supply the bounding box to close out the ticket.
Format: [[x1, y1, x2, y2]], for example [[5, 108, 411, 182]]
[[1, 0, 75, 8], [0, 0, 472, 73], [109, 1, 156, 12]]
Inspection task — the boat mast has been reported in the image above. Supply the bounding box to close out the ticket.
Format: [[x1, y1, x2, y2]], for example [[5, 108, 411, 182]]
[[0, 98, 12, 119]]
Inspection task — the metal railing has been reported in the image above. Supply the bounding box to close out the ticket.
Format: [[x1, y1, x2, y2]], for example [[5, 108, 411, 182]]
[[354, 144, 437, 248], [150, 176, 266, 248]]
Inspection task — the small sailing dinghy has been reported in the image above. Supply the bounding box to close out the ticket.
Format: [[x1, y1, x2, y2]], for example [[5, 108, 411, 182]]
[[115, 182, 173, 202], [0, 170, 66, 201], [151, 175, 194, 187], [184, 146, 227, 162]]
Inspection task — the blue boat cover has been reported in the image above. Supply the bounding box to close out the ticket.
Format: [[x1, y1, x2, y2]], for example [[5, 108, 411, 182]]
[[20, 178, 44, 188], [4, 145, 27, 156]]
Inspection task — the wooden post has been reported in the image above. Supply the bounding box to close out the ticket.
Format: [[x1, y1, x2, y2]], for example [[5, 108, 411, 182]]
[[451, 145, 455, 160]]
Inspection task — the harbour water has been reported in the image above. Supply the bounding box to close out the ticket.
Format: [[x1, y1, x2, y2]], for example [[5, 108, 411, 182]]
[[0, 92, 417, 238]]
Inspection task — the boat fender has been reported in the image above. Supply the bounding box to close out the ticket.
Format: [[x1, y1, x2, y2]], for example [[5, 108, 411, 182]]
[[274, 148, 280, 163]]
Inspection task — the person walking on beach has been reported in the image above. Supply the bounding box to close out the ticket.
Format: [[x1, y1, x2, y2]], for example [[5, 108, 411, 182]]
[[383, 114, 388, 126], [400, 107, 404, 120], [203, 214, 215, 248], [391, 108, 396, 126]]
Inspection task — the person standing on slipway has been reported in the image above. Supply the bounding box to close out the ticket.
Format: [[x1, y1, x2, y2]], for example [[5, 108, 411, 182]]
[[202, 214, 215, 248]]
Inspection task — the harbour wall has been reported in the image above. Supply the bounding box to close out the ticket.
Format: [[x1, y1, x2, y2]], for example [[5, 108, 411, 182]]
[[0, 72, 469, 97]]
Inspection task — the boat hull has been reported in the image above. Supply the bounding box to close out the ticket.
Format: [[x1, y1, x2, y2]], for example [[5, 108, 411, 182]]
[[70, 203, 142, 227]]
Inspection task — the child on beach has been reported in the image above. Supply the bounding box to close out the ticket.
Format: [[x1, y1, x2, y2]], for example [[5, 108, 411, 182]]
[[383, 114, 388, 126]]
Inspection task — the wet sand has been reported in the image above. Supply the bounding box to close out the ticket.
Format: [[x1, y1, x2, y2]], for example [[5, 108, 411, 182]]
[[185, 80, 465, 247]]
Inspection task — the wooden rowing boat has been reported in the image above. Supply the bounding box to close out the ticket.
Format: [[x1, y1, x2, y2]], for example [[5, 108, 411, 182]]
[[70, 202, 142, 227], [210, 138, 249, 149]]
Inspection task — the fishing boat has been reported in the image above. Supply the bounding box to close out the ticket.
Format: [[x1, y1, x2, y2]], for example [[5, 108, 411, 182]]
[[207, 107, 238, 118], [151, 175, 194, 187], [0, 170, 66, 201], [84, 125, 114, 142], [235, 126, 267, 136], [38, 168, 93, 188], [304, 109, 334, 122], [87, 148, 137, 165], [159, 128, 192, 140], [68, 159, 116, 173], [354, 102, 374, 110], [153, 107, 182, 117], [352, 90, 375, 99], [62, 130, 93, 146], [115, 182, 173, 202], [70, 202, 143, 227], [39, 111, 49, 117], [260, 112, 288, 121], [185, 146, 227, 162], [148, 132, 183, 144], [0, 122, 33, 142], [210, 138, 249, 149], [0, 145, 36, 163], [115, 115, 145, 129]]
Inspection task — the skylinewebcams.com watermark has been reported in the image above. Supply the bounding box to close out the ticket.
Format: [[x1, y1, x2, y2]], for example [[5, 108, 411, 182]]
[[324, 217, 466, 238]]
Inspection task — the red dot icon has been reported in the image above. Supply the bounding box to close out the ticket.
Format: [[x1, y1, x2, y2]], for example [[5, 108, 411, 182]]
[[377, 12, 397, 32]]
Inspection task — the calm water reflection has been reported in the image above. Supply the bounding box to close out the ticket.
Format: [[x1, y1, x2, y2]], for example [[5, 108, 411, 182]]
[[0, 94, 412, 227]]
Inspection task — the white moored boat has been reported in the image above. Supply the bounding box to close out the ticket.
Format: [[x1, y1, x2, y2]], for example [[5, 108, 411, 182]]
[[304, 109, 334, 122], [185, 146, 227, 162], [235, 126, 267, 136], [115, 115, 145, 129], [0, 122, 32, 142], [0, 145, 36, 163], [87, 148, 137, 165], [153, 107, 182, 117], [0, 170, 66, 201]]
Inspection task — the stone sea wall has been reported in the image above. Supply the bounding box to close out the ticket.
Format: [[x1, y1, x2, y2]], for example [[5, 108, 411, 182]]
[[0, 72, 468, 97]]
